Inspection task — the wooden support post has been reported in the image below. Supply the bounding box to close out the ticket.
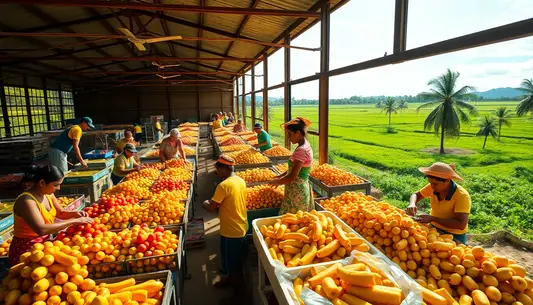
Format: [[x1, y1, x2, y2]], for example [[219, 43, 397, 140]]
[[58, 83, 65, 125], [42, 77, 51, 130], [393, 0, 409, 54], [241, 73, 246, 126], [251, 65, 256, 127], [283, 35, 291, 148], [0, 69, 11, 137], [318, 2, 330, 164], [263, 53, 269, 132], [23, 76, 34, 136], [235, 78, 240, 118]]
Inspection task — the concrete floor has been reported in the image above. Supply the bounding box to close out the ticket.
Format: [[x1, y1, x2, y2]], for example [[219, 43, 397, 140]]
[[182, 139, 255, 305]]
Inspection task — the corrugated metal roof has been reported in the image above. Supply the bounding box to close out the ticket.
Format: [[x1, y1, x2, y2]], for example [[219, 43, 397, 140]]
[[0, 0, 349, 82]]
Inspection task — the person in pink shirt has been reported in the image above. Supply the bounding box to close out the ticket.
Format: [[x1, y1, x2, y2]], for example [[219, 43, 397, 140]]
[[270, 117, 314, 214]]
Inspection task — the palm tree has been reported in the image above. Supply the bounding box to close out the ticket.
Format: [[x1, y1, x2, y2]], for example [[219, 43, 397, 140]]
[[379, 97, 399, 127], [516, 78, 533, 117], [417, 69, 477, 154], [477, 116, 498, 149], [397, 99, 408, 111], [492, 107, 512, 141]]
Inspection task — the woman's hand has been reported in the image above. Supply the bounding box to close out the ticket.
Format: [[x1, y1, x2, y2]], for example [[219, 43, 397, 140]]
[[74, 217, 94, 225], [405, 205, 417, 216], [75, 211, 89, 218], [414, 214, 433, 223]]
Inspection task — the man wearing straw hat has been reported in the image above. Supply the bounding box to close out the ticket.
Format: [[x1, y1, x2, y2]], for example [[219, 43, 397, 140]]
[[406, 162, 471, 244], [203, 155, 248, 298]]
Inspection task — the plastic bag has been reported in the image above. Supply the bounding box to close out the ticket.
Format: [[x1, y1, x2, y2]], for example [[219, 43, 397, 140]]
[[275, 250, 422, 305]]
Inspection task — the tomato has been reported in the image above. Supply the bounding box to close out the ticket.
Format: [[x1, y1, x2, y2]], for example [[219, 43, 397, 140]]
[[154, 226, 164, 233], [138, 244, 147, 253], [146, 234, 155, 243], [57, 232, 66, 239], [66, 226, 75, 234], [136, 235, 146, 245], [88, 228, 95, 234], [84, 233, 92, 238]]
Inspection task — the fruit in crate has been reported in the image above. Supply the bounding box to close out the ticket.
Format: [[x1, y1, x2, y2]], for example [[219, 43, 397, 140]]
[[132, 190, 187, 226], [180, 131, 198, 137], [180, 122, 198, 127], [0, 237, 11, 256], [318, 191, 533, 305], [248, 139, 258, 145], [274, 163, 289, 173], [220, 144, 250, 152], [123, 168, 160, 182], [66, 169, 102, 177], [225, 149, 269, 164], [179, 126, 199, 132], [237, 168, 276, 183], [215, 135, 232, 143], [242, 134, 258, 141], [292, 259, 406, 305], [104, 180, 153, 200], [57, 222, 108, 239], [145, 150, 159, 158], [164, 158, 193, 170], [259, 210, 369, 267], [237, 131, 254, 136], [263, 146, 291, 157], [219, 137, 244, 146], [141, 162, 164, 170], [56, 196, 73, 207], [183, 146, 196, 156], [96, 204, 140, 230], [246, 185, 284, 209], [151, 177, 190, 194], [311, 163, 365, 186], [160, 167, 193, 180], [0, 201, 14, 213], [181, 137, 198, 145], [125, 225, 179, 273], [214, 129, 231, 137]]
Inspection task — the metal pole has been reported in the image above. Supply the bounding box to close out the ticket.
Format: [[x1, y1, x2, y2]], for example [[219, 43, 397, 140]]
[[251, 65, 256, 127], [42, 77, 51, 130], [0, 69, 11, 137], [263, 53, 269, 132], [318, 2, 330, 164], [283, 35, 291, 148], [23, 76, 34, 136]]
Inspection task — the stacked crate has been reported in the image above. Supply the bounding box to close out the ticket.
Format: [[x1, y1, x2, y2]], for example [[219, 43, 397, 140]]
[[0, 136, 49, 174]]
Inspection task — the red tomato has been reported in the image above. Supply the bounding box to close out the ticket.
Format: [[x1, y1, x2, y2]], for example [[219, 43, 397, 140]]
[[138, 244, 147, 253], [84, 233, 92, 238], [66, 226, 75, 234], [146, 234, 155, 243], [154, 226, 164, 233]]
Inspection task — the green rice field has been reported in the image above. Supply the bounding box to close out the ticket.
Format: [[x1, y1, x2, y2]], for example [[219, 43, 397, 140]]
[[253, 101, 533, 238]]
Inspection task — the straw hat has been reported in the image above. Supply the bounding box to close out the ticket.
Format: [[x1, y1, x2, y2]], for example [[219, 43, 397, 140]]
[[418, 162, 463, 181]]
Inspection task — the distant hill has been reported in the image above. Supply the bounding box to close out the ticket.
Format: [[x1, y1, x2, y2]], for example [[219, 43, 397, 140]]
[[473, 87, 523, 99]]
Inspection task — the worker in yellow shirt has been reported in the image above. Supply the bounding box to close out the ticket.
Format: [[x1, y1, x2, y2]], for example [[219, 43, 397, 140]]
[[211, 114, 223, 130], [49, 116, 94, 172], [133, 123, 143, 145], [406, 162, 471, 244], [154, 118, 163, 142], [203, 155, 248, 296], [111, 144, 140, 185], [115, 130, 136, 155]]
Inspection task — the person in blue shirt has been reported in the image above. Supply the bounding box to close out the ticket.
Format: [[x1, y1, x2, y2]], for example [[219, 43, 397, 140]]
[[48, 117, 94, 173]]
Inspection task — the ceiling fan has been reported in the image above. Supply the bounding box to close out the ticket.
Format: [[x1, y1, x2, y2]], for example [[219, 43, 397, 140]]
[[118, 28, 182, 51], [152, 61, 180, 69], [156, 74, 181, 80]]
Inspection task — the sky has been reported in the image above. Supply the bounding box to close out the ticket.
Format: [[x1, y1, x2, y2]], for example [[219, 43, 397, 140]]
[[241, 0, 533, 99]]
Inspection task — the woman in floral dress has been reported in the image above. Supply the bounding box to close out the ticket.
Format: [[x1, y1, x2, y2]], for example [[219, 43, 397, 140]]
[[270, 117, 314, 214]]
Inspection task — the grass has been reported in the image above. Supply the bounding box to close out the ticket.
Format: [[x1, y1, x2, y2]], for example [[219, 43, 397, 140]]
[[268, 101, 533, 239]]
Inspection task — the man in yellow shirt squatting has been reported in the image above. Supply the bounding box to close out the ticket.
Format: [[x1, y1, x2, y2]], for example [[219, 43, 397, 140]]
[[406, 162, 472, 244], [203, 155, 248, 302]]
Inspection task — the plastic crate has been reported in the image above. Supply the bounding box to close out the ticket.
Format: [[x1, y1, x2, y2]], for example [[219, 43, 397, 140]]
[[63, 168, 110, 184], [56, 174, 110, 202], [83, 149, 113, 159], [246, 207, 280, 235]]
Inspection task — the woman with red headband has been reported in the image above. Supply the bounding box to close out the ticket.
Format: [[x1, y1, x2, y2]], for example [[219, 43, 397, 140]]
[[270, 117, 314, 214]]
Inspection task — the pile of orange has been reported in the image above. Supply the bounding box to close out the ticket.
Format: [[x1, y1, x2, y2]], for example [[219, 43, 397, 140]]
[[104, 180, 153, 200], [132, 191, 187, 226], [180, 131, 198, 137], [123, 168, 160, 182], [274, 163, 289, 173], [179, 122, 198, 127], [164, 159, 193, 170], [219, 137, 244, 146], [263, 146, 291, 157], [214, 129, 231, 137], [246, 185, 284, 210], [0, 237, 11, 256], [183, 146, 196, 156], [220, 144, 251, 152], [160, 167, 193, 180], [178, 126, 199, 132], [215, 135, 232, 143], [225, 149, 270, 165], [310, 163, 365, 186], [95, 204, 139, 230], [151, 177, 190, 194], [236, 168, 276, 183], [145, 150, 159, 158], [242, 134, 257, 142], [180, 137, 197, 145]]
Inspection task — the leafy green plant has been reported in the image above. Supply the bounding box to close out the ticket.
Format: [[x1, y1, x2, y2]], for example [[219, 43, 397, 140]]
[[476, 116, 498, 149], [492, 107, 512, 141], [516, 78, 533, 117], [379, 97, 399, 128], [417, 69, 478, 154]]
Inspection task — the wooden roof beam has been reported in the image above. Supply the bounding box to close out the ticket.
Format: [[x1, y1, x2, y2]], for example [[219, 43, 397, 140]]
[[64, 71, 241, 75], [1, 56, 261, 62], [13, 0, 320, 17], [216, 0, 261, 71]]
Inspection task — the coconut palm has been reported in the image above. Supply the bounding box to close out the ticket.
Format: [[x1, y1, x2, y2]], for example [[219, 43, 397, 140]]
[[398, 99, 409, 111], [477, 116, 498, 149], [492, 107, 512, 141], [516, 78, 533, 117], [379, 97, 399, 127], [417, 69, 477, 154]]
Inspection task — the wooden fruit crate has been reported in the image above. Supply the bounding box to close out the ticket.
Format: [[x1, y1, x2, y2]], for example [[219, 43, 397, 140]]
[[56, 174, 111, 202], [94, 270, 174, 305], [63, 168, 110, 184], [309, 175, 372, 197]]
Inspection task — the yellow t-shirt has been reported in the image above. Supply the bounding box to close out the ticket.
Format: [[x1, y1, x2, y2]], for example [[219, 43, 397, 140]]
[[419, 182, 471, 234], [155, 122, 161, 130], [112, 153, 134, 177], [212, 176, 248, 238], [212, 120, 222, 130], [134, 126, 142, 133], [67, 125, 82, 140]]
